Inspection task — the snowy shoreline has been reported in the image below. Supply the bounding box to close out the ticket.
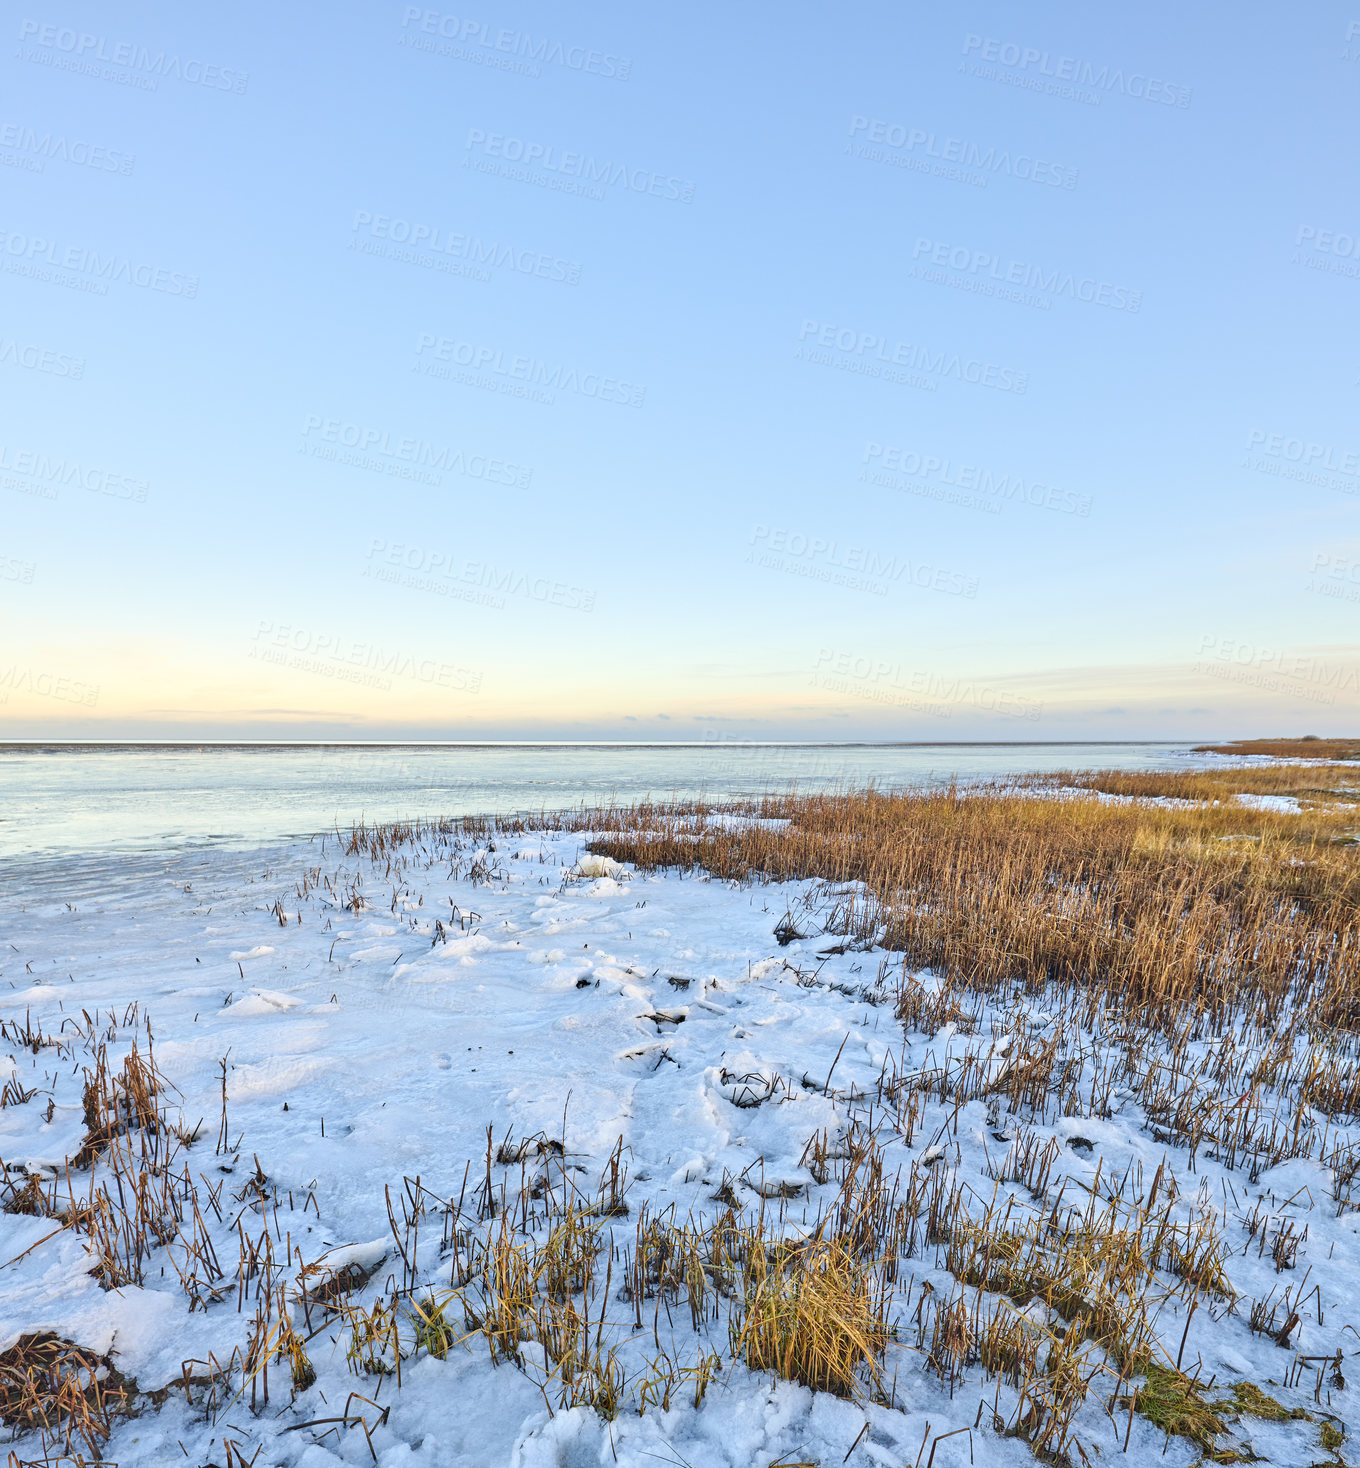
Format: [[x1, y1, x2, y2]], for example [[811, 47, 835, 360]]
[[1, 819, 1355, 1467]]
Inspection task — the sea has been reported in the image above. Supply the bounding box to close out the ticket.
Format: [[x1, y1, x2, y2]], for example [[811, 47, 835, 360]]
[[0, 741, 1233, 860]]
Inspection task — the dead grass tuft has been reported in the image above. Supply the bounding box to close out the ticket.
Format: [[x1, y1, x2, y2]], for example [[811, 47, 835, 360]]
[[732, 1237, 888, 1399], [0, 1334, 136, 1462]]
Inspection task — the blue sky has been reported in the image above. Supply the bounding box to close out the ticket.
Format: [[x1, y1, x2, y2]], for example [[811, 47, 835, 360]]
[[1, 0, 1357, 740]]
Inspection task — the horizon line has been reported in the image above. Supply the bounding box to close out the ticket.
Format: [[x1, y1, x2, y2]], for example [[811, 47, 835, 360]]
[[0, 738, 1214, 750]]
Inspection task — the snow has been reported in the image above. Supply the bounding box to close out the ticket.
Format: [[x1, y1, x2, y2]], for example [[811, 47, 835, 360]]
[[1042, 785, 1317, 816], [573, 854, 630, 880], [1234, 792, 1303, 813], [1042, 784, 1203, 808], [0, 827, 1353, 1466]]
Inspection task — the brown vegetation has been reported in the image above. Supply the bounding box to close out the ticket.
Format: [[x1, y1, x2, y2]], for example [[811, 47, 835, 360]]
[[541, 766, 1360, 1031], [0, 1334, 136, 1463], [1194, 738, 1360, 761]]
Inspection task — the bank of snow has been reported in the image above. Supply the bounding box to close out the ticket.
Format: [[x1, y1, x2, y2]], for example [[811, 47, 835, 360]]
[[0, 828, 1353, 1467]]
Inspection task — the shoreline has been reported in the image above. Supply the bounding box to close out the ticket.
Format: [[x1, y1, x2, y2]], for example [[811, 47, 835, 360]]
[[1, 762, 1356, 1466]]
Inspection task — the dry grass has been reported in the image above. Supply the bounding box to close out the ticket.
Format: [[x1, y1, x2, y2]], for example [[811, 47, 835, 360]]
[[0, 1334, 136, 1462], [1194, 738, 1360, 761], [530, 768, 1360, 1032], [1040, 760, 1360, 805], [731, 1238, 888, 1398]]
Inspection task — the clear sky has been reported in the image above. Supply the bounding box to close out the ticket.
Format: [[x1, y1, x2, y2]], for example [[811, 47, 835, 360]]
[[1, 0, 1356, 740]]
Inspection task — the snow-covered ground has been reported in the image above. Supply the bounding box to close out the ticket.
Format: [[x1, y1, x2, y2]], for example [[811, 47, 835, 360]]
[[1, 826, 1355, 1466]]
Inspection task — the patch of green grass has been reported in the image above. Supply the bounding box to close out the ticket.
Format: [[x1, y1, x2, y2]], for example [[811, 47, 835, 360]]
[[1218, 1380, 1312, 1423], [1320, 1418, 1346, 1455], [1127, 1367, 1320, 1462], [1132, 1363, 1228, 1452]]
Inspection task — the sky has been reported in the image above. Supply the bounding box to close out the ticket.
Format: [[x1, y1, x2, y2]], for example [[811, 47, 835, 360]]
[[1, 0, 1357, 741]]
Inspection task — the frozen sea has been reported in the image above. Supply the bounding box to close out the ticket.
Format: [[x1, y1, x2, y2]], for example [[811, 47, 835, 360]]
[[0, 740, 1224, 859]]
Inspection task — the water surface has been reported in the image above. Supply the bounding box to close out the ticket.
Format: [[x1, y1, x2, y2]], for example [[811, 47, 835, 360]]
[[0, 741, 1226, 860]]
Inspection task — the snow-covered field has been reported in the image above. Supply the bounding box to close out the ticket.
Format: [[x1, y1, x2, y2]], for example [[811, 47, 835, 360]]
[[1, 822, 1355, 1466]]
